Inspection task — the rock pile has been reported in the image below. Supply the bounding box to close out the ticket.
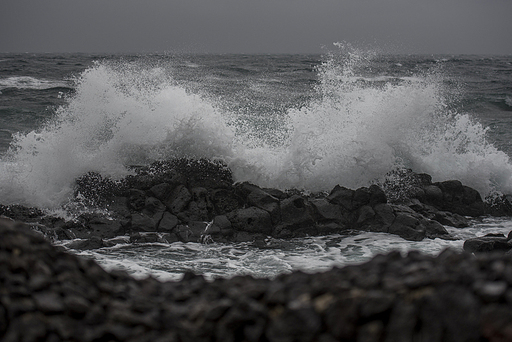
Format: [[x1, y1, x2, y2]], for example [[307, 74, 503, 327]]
[[1, 218, 512, 341], [0, 159, 493, 247]]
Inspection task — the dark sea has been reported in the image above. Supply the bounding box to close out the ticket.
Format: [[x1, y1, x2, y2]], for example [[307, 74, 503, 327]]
[[1, 47, 512, 280]]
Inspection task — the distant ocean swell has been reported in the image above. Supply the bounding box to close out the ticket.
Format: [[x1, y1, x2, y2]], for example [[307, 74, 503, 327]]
[[1, 48, 512, 211]]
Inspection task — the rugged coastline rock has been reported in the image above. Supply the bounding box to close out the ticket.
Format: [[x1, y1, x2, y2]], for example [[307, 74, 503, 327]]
[[464, 232, 512, 254], [2, 217, 512, 341], [0, 159, 503, 246]]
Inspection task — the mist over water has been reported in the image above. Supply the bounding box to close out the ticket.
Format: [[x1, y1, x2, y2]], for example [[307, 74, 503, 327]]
[[1, 48, 512, 210]]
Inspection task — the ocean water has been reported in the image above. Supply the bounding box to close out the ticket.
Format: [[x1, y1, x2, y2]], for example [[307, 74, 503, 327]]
[[1, 46, 512, 280]]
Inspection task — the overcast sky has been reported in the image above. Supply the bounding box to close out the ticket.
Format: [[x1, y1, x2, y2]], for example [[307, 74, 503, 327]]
[[1, 0, 511, 54]]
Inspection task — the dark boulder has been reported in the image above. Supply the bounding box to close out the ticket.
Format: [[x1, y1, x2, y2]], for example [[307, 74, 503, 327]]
[[309, 198, 344, 224], [81, 215, 124, 239], [66, 237, 113, 250], [484, 194, 512, 216], [247, 187, 281, 225], [429, 180, 485, 217], [275, 195, 315, 236], [326, 185, 355, 211], [211, 189, 243, 215], [158, 212, 179, 233], [227, 207, 273, 235], [463, 233, 512, 253]]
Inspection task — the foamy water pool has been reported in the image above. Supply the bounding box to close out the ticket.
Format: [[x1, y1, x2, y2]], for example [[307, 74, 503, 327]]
[[66, 217, 512, 281]]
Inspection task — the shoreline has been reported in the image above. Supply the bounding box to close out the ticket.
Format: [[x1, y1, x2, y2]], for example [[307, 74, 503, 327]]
[[1, 158, 512, 250], [1, 215, 512, 341]]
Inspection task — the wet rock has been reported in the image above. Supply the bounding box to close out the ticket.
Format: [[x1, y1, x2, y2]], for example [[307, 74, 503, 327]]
[[424, 220, 452, 240], [130, 211, 161, 232], [158, 212, 179, 233], [430, 180, 485, 217], [369, 184, 388, 206], [127, 189, 146, 211], [67, 236, 113, 250], [165, 185, 192, 214], [83, 215, 124, 239], [326, 185, 354, 211], [247, 187, 281, 224], [485, 194, 512, 216], [211, 189, 243, 215], [463, 233, 512, 253], [432, 211, 469, 228], [356, 203, 396, 233], [424, 185, 444, 204], [227, 207, 273, 235], [174, 225, 195, 242], [210, 215, 233, 236], [130, 232, 162, 243], [149, 182, 174, 201], [277, 195, 315, 233], [310, 198, 344, 224], [388, 210, 426, 241], [142, 197, 166, 216]]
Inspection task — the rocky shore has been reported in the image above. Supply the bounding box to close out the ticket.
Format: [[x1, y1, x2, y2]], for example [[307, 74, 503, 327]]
[[2, 216, 512, 341], [3, 158, 511, 249]]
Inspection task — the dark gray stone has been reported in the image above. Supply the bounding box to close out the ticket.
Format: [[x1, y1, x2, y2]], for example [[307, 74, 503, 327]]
[[227, 207, 273, 235], [326, 185, 354, 211], [310, 198, 344, 223], [464, 235, 512, 253], [158, 211, 179, 233], [278, 195, 315, 232], [165, 185, 192, 214], [388, 212, 426, 241], [247, 187, 281, 224]]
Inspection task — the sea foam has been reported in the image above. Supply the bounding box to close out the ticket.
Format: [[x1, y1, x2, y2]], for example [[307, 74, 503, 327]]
[[1, 48, 512, 210]]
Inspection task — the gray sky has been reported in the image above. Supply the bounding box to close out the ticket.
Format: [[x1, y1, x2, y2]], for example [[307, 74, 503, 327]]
[[1, 0, 511, 54]]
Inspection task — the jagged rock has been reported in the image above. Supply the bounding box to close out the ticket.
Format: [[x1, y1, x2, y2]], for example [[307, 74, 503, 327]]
[[463, 233, 512, 253], [158, 212, 179, 233], [326, 185, 355, 211], [106, 196, 130, 218], [430, 180, 484, 217], [247, 187, 281, 224], [142, 197, 166, 216], [210, 189, 243, 215], [310, 198, 344, 224], [165, 185, 192, 214], [277, 195, 315, 233], [174, 225, 195, 242], [210, 215, 233, 236], [130, 212, 162, 232], [369, 184, 388, 205], [83, 215, 124, 239], [149, 182, 173, 201], [485, 194, 512, 216], [357, 203, 395, 233], [388, 208, 426, 241], [127, 189, 146, 211], [66, 236, 113, 250], [188, 221, 208, 239], [424, 220, 452, 239], [227, 207, 273, 235], [432, 211, 469, 228], [263, 188, 287, 200]]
